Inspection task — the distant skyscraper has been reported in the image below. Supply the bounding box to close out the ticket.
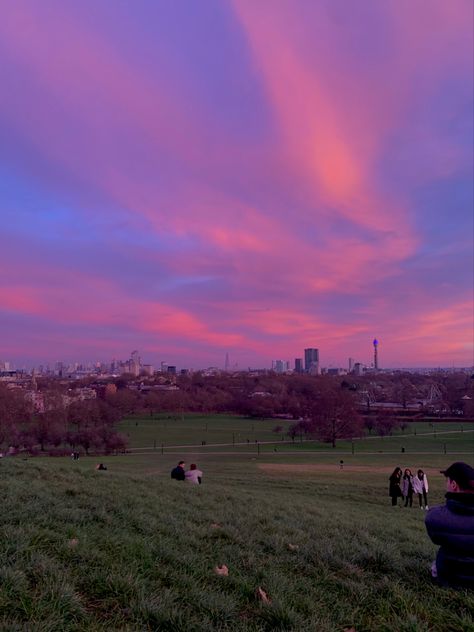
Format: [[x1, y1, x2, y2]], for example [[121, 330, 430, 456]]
[[273, 360, 285, 373], [348, 357, 355, 372], [304, 348, 319, 374], [294, 358, 303, 373], [130, 350, 140, 377], [373, 339, 379, 370], [225, 352, 229, 371]]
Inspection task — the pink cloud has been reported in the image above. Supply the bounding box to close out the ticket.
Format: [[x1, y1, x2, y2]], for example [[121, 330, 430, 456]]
[[0, 1, 471, 367]]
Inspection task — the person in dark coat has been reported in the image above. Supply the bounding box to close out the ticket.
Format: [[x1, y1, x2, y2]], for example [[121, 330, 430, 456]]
[[171, 460, 186, 481], [425, 461, 474, 588], [389, 467, 403, 506]]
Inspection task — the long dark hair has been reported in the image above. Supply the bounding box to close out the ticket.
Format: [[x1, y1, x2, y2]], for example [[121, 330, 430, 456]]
[[390, 467, 402, 480]]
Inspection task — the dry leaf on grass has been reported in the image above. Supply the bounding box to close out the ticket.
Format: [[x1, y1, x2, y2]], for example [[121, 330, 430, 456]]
[[344, 627, 356, 632], [287, 543, 299, 551], [68, 538, 79, 548], [214, 565, 229, 576], [210, 522, 222, 529], [256, 587, 271, 604]]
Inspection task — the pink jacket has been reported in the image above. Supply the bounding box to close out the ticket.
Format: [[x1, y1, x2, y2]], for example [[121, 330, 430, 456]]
[[413, 474, 429, 494]]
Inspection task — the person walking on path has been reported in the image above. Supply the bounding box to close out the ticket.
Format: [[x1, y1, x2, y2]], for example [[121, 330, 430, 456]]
[[425, 461, 474, 588], [413, 469, 429, 510], [402, 468, 414, 507], [389, 467, 403, 506], [171, 460, 186, 481], [185, 463, 203, 485]]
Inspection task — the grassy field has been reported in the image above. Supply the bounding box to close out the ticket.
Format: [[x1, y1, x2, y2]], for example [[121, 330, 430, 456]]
[[119, 414, 474, 461], [0, 415, 473, 631]]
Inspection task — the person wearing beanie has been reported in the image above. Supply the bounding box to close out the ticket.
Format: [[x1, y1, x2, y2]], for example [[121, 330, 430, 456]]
[[425, 461, 474, 588]]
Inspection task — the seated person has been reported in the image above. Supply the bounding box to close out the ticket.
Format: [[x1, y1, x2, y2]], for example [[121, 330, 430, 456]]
[[185, 463, 203, 485], [425, 461, 474, 588], [170, 460, 186, 481]]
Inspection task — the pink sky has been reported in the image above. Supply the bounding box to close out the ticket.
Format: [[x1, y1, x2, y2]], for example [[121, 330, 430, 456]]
[[0, 0, 472, 370]]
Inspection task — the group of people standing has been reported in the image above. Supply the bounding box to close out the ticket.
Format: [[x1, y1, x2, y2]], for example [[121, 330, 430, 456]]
[[389, 467, 429, 509]]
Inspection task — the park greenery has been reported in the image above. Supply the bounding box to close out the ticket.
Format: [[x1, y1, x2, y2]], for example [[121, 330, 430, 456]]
[[0, 370, 472, 456], [0, 372, 473, 629], [0, 412, 474, 630]]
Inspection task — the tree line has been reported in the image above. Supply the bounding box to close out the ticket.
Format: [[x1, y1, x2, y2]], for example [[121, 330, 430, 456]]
[[0, 385, 127, 455], [0, 370, 471, 453]]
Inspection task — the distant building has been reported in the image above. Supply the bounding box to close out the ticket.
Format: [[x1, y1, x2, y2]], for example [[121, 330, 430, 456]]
[[353, 363, 363, 376], [141, 364, 154, 376], [348, 357, 355, 372], [273, 360, 285, 374], [373, 339, 379, 370], [304, 348, 320, 374], [130, 350, 141, 377], [294, 358, 303, 373], [327, 368, 347, 376], [105, 383, 117, 397]]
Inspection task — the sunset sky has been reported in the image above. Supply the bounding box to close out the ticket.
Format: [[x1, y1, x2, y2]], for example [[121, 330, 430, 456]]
[[1, 0, 473, 370]]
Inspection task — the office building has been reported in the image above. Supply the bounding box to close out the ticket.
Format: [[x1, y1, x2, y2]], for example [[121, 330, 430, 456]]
[[294, 358, 303, 373], [304, 348, 320, 374]]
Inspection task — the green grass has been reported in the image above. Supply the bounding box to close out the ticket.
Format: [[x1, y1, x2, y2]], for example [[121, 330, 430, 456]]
[[1, 454, 473, 631], [118, 414, 474, 462], [119, 413, 293, 449], [1, 415, 473, 630]]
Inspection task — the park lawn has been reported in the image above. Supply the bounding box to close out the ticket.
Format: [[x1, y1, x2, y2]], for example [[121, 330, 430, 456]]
[[119, 414, 293, 449], [119, 414, 474, 463], [1, 454, 474, 631]]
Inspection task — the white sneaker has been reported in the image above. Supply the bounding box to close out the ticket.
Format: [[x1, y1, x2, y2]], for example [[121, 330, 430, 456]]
[[420, 507, 424, 510], [425, 506, 429, 510]]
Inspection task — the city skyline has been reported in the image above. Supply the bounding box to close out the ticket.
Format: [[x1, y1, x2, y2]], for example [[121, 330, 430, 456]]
[[1, 1, 473, 370]]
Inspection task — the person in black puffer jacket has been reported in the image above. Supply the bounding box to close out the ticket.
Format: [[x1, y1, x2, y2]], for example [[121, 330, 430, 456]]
[[425, 461, 474, 589]]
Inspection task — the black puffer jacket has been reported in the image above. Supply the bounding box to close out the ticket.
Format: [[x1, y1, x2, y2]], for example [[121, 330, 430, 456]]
[[425, 492, 474, 588]]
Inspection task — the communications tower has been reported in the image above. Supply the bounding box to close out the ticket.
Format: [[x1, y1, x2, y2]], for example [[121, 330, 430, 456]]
[[373, 338, 379, 370]]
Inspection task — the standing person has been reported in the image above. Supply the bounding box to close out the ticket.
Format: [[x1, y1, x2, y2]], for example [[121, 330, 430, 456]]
[[425, 461, 474, 588], [185, 463, 203, 485], [170, 460, 186, 481], [389, 467, 403, 506], [402, 468, 414, 507], [413, 469, 429, 510]]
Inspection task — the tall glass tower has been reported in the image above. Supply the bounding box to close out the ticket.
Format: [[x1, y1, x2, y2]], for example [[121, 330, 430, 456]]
[[304, 348, 319, 373]]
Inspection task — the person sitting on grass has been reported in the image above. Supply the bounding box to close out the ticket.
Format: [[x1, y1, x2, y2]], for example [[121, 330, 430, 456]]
[[425, 461, 474, 589], [170, 460, 186, 481], [413, 469, 429, 510], [185, 463, 203, 485]]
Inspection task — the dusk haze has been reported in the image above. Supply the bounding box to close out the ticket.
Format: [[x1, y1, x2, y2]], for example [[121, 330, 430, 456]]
[[1, 0, 472, 370]]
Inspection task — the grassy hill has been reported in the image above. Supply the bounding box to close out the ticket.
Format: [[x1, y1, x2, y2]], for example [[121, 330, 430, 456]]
[[0, 416, 473, 630], [1, 454, 474, 631]]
